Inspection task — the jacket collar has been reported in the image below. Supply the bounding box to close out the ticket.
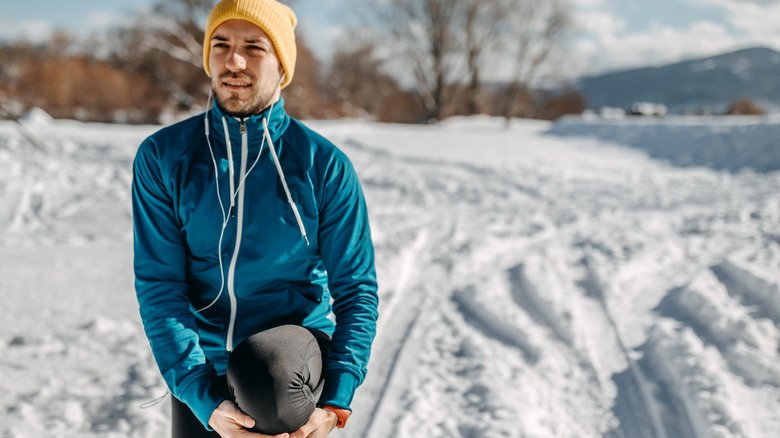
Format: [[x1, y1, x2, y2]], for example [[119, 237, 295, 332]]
[[209, 97, 291, 154]]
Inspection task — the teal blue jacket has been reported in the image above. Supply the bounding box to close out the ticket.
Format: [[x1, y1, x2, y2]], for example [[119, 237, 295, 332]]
[[132, 99, 378, 429]]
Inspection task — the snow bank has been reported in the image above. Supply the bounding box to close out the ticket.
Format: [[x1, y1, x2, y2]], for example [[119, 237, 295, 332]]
[[550, 115, 780, 173], [19, 107, 55, 126]]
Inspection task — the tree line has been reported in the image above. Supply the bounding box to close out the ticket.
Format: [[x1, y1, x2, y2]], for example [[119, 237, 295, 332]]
[[0, 0, 586, 124]]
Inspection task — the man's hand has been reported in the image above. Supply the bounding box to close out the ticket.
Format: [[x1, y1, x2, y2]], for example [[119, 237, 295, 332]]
[[289, 408, 338, 438], [209, 400, 290, 438]]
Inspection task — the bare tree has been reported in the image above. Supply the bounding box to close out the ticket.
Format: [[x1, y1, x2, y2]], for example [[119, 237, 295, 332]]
[[103, 0, 214, 112], [366, 0, 465, 121], [325, 41, 401, 117], [283, 34, 328, 119], [143, 0, 213, 68], [462, 0, 507, 115], [500, 0, 571, 121], [359, 0, 570, 122]]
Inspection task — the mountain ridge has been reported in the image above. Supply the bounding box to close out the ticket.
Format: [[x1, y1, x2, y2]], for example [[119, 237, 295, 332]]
[[577, 47, 780, 113]]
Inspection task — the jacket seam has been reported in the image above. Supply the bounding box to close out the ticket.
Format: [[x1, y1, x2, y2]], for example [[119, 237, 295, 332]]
[[177, 367, 213, 396], [324, 363, 364, 380]]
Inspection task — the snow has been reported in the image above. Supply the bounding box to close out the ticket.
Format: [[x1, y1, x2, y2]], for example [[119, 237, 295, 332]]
[[1, 113, 778, 437], [551, 115, 780, 173], [18, 108, 55, 126]]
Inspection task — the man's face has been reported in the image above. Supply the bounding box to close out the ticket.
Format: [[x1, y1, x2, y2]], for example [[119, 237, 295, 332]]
[[208, 19, 283, 118]]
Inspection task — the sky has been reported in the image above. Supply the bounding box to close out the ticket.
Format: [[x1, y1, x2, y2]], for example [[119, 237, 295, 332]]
[[2, 0, 780, 78]]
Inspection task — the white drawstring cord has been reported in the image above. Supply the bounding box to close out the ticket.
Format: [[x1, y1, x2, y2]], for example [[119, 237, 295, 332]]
[[198, 97, 309, 316], [262, 116, 310, 246], [196, 108, 232, 314], [196, 101, 275, 314], [221, 117, 236, 215], [232, 99, 275, 199], [204, 110, 227, 224], [139, 390, 170, 409]]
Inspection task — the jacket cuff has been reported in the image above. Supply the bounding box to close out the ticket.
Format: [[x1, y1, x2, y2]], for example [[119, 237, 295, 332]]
[[318, 368, 359, 410], [178, 371, 227, 431]]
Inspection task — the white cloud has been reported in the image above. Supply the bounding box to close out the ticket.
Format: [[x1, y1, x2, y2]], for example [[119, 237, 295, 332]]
[[0, 11, 133, 43], [0, 19, 52, 43], [570, 0, 607, 7], [301, 23, 347, 61], [707, 0, 780, 5], [690, 0, 780, 41], [85, 11, 131, 33], [572, 20, 740, 76], [323, 24, 348, 42], [615, 21, 737, 65], [576, 11, 626, 39]]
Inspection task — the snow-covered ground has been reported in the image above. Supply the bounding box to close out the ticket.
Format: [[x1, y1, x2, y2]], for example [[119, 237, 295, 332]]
[[0, 113, 778, 437], [551, 114, 780, 173]]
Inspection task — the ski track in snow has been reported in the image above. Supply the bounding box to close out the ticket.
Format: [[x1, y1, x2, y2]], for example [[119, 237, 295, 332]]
[[1, 115, 779, 437]]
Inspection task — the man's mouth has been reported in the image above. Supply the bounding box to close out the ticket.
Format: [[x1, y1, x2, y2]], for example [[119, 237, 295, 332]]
[[222, 80, 252, 89]]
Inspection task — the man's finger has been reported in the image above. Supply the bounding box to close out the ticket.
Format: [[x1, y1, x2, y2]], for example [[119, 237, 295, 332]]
[[290, 423, 314, 438], [238, 412, 256, 429], [227, 403, 256, 429]]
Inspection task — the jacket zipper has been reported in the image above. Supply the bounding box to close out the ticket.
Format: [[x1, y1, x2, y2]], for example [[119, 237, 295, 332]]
[[226, 119, 248, 351]]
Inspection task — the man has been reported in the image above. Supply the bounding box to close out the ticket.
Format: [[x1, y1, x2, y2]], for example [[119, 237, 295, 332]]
[[131, 1, 378, 436]]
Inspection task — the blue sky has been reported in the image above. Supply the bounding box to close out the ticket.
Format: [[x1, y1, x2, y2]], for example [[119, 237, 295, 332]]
[[2, 0, 779, 78]]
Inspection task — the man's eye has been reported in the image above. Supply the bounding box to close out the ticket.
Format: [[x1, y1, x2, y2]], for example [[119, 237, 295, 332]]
[[248, 45, 267, 52], [213, 43, 229, 49]]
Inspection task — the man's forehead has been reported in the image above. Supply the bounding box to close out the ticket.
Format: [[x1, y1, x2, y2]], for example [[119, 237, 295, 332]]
[[212, 19, 270, 41]]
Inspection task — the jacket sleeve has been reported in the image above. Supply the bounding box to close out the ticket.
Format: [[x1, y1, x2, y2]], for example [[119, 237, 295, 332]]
[[132, 138, 225, 430], [316, 149, 379, 411]]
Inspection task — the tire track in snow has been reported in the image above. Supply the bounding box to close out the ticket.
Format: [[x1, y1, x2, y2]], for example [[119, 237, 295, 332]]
[[580, 256, 671, 438], [335, 130, 780, 436], [638, 321, 750, 438], [2, 130, 33, 237], [347, 137, 598, 435], [507, 264, 575, 348], [344, 228, 432, 438], [341, 137, 537, 436], [343, 138, 547, 206], [656, 272, 780, 388], [5, 123, 56, 236], [710, 261, 780, 326], [375, 229, 431, 328], [7, 184, 37, 234], [0, 317, 167, 437], [1, 129, 133, 245], [451, 286, 541, 363]]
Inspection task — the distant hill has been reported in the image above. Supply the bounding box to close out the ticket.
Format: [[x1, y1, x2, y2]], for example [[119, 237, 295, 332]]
[[578, 47, 780, 114]]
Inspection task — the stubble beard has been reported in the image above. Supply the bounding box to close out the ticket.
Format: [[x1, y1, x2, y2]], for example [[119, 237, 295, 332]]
[[212, 72, 280, 119]]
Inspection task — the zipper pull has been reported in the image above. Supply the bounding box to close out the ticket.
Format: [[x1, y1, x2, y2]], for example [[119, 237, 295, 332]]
[[239, 120, 247, 135]]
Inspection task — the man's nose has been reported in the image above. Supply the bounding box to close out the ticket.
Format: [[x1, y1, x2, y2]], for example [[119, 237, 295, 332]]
[[226, 50, 246, 72]]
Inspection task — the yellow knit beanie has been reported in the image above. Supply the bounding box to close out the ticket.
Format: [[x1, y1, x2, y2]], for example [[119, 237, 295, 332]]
[[203, 0, 297, 89]]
